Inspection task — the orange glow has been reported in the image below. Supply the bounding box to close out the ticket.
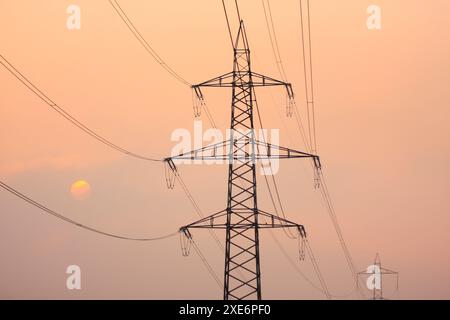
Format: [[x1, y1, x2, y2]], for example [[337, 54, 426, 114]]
[[70, 180, 91, 200]]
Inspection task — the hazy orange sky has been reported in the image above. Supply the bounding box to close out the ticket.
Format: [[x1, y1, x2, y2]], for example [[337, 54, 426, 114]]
[[1, 0, 450, 299]]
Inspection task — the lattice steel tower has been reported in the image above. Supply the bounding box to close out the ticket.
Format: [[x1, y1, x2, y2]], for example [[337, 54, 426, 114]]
[[165, 21, 320, 300]]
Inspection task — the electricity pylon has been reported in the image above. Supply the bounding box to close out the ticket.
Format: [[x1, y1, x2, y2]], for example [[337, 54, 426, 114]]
[[357, 253, 399, 300], [165, 21, 320, 300]]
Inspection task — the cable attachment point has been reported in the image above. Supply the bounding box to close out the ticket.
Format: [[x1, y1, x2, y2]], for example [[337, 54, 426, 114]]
[[313, 156, 322, 189], [180, 227, 193, 257], [192, 86, 205, 118], [297, 225, 307, 261], [285, 83, 295, 118], [164, 158, 177, 189]]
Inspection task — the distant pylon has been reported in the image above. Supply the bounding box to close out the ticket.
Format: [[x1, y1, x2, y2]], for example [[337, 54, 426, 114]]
[[165, 20, 321, 300], [358, 253, 399, 300]]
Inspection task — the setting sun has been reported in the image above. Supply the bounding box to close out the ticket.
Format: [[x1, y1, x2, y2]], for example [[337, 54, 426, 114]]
[[70, 180, 91, 200]]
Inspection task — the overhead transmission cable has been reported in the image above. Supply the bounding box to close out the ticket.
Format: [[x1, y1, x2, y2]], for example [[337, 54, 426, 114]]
[[173, 170, 224, 251], [108, 1, 225, 278], [260, 0, 363, 298], [0, 180, 178, 241], [253, 67, 331, 298], [109, 0, 216, 128], [261, 0, 313, 153], [229, 1, 330, 297], [191, 240, 223, 290], [262, 0, 331, 285], [299, 0, 317, 153], [0, 54, 162, 162], [261, 0, 288, 82], [304, 239, 331, 299], [1, 53, 223, 277], [1, 3, 225, 294], [222, 0, 235, 49], [108, 0, 190, 86], [1, 180, 224, 291], [250, 51, 332, 298], [234, 0, 242, 22], [253, 97, 297, 240], [297, 0, 363, 297]]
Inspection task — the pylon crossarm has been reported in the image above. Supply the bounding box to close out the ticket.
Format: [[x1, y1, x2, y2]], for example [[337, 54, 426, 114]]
[[180, 208, 306, 238], [165, 139, 321, 168], [166, 140, 231, 162], [181, 209, 228, 229], [379, 267, 399, 274], [250, 72, 293, 95], [381, 267, 398, 274], [191, 71, 293, 98], [193, 72, 235, 88], [257, 209, 307, 237], [253, 140, 320, 162], [357, 266, 398, 275]]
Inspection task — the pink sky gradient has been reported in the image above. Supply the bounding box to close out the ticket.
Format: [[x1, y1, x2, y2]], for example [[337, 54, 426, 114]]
[[1, 0, 450, 299]]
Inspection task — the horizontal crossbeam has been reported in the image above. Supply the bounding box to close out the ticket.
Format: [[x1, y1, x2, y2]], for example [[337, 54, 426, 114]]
[[192, 71, 294, 99], [165, 139, 320, 165], [180, 208, 306, 238]]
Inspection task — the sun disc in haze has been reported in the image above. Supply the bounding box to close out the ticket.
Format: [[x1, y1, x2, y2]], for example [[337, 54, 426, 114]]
[[70, 180, 91, 200]]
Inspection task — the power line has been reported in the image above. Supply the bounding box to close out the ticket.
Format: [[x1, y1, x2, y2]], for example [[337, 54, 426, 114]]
[[173, 170, 224, 251], [0, 180, 178, 241], [316, 169, 364, 298], [2, 178, 223, 291], [259, 1, 364, 298], [109, 0, 218, 128], [253, 65, 334, 299], [297, 0, 363, 297], [261, 0, 287, 82], [299, 0, 317, 152], [234, 0, 242, 22], [266, 229, 328, 296], [230, 2, 333, 299], [108, 0, 191, 86], [253, 96, 297, 240], [0, 54, 162, 162], [254, 94, 332, 298], [298, 0, 313, 150], [191, 240, 223, 290], [1, 51, 223, 252], [222, 0, 235, 49], [260, 1, 333, 295], [250, 51, 333, 298], [304, 239, 331, 299], [261, 0, 313, 152]]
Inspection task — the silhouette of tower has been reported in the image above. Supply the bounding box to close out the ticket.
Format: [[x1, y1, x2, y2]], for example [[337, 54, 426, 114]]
[[165, 21, 320, 300]]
